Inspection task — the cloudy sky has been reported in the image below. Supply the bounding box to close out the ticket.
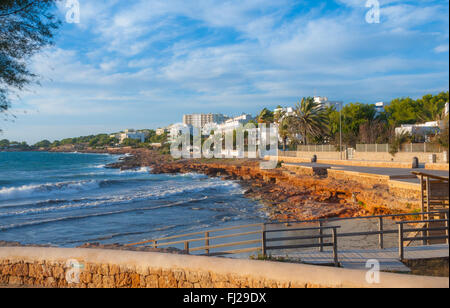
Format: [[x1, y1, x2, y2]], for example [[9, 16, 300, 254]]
[[2, 0, 449, 144]]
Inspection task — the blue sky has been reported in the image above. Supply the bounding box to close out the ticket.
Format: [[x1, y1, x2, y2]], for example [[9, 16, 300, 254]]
[[2, 0, 449, 144]]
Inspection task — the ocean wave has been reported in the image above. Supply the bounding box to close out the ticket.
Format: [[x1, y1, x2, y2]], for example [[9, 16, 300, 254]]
[[0, 180, 101, 201], [119, 167, 152, 174], [0, 198, 206, 231], [0, 175, 242, 218]]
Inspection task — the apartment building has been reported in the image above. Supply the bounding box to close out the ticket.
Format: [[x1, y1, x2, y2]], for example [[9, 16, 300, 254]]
[[182, 113, 227, 128]]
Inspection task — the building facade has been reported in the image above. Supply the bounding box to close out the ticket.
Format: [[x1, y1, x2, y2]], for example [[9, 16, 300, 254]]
[[183, 113, 227, 128], [112, 129, 148, 144]]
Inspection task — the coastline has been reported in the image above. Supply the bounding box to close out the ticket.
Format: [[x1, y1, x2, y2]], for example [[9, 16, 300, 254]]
[[98, 147, 416, 221], [2, 147, 418, 222]]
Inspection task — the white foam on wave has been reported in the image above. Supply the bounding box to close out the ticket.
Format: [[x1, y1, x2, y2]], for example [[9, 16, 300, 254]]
[[0, 180, 100, 201], [0, 197, 208, 231], [119, 167, 152, 174], [0, 179, 240, 217]]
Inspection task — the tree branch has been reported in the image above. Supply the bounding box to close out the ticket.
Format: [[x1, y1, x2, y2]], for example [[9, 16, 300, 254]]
[[0, 0, 39, 18]]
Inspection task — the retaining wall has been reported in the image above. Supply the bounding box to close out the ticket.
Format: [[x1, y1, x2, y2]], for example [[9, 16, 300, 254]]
[[279, 151, 448, 166], [0, 247, 448, 288]]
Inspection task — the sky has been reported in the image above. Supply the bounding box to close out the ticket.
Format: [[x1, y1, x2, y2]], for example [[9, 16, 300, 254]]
[[1, 0, 449, 144]]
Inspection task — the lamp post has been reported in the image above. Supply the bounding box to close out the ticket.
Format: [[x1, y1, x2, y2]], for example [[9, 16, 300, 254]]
[[332, 102, 343, 160], [339, 102, 342, 160]]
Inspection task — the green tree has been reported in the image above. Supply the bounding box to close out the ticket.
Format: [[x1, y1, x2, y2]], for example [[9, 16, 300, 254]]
[[384, 97, 421, 127], [291, 97, 328, 145], [0, 139, 10, 147], [121, 138, 141, 147], [34, 139, 51, 148], [0, 0, 60, 118], [257, 108, 274, 124], [334, 102, 377, 146], [416, 92, 449, 122]]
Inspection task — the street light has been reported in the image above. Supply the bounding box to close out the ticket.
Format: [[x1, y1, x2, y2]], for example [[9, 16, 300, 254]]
[[331, 101, 343, 160]]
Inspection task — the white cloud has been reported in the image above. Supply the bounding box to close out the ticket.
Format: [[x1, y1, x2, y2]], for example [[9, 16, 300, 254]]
[[4, 0, 448, 143], [434, 44, 449, 53]]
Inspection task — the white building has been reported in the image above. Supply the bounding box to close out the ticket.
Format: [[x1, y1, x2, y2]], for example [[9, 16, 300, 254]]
[[274, 107, 295, 117], [314, 96, 342, 109], [395, 121, 440, 138], [117, 129, 148, 144], [215, 114, 253, 133], [156, 128, 167, 136], [375, 102, 385, 115], [182, 113, 227, 128], [168, 123, 192, 143]]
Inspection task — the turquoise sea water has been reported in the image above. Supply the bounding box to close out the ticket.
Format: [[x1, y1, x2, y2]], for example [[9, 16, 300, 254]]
[[0, 152, 266, 247]]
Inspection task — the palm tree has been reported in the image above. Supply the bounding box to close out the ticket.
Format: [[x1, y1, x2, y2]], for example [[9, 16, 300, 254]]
[[292, 97, 328, 145], [257, 108, 274, 124], [279, 115, 301, 151]]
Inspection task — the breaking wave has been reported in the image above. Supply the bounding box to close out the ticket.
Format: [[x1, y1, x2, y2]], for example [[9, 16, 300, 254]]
[[0, 180, 101, 201]]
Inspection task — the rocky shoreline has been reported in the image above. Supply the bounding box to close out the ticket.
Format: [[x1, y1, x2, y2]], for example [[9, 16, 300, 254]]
[[1, 147, 416, 251], [5, 147, 414, 221], [101, 148, 406, 221]]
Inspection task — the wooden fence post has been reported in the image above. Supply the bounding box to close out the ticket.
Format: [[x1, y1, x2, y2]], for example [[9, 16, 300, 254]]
[[184, 241, 190, 254]]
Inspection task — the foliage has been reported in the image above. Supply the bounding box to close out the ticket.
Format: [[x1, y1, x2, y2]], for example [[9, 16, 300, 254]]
[[384, 92, 449, 127], [33, 139, 51, 148], [434, 115, 449, 149], [0, 139, 29, 149], [121, 138, 142, 148], [291, 97, 328, 145], [88, 134, 117, 148], [389, 132, 411, 156], [0, 0, 60, 115], [257, 108, 274, 124]]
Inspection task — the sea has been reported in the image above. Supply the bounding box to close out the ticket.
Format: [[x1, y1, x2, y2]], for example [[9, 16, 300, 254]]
[[0, 152, 267, 248]]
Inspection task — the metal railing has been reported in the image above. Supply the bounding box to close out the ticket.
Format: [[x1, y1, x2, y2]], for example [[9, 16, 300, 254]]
[[126, 210, 449, 266], [125, 223, 264, 256], [297, 144, 341, 152], [355, 143, 445, 153], [263, 226, 340, 266], [397, 215, 449, 260]]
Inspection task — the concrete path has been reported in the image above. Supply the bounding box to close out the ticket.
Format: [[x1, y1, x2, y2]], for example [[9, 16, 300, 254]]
[[273, 244, 449, 272], [288, 162, 448, 184]]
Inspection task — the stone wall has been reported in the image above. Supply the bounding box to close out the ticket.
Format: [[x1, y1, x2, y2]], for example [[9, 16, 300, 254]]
[[0, 247, 448, 288], [279, 151, 448, 166], [352, 151, 447, 164]]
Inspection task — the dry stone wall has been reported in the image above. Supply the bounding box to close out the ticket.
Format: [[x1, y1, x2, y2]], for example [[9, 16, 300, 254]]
[[0, 247, 448, 288]]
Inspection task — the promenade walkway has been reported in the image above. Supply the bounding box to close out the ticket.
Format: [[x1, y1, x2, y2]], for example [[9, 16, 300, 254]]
[[273, 244, 449, 272]]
